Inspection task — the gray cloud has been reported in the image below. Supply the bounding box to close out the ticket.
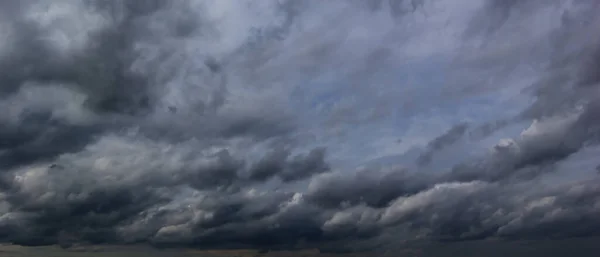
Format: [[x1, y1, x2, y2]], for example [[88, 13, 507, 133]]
[[0, 0, 600, 254], [417, 123, 469, 166], [306, 168, 431, 209]]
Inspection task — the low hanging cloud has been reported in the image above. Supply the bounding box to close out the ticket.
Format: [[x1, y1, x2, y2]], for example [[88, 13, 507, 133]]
[[1, 0, 600, 253]]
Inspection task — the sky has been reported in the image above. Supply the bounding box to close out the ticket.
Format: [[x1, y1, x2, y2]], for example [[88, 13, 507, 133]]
[[0, 0, 600, 253]]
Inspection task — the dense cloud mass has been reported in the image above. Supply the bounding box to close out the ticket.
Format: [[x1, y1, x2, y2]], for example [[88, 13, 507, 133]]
[[1, 0, 600, 253]]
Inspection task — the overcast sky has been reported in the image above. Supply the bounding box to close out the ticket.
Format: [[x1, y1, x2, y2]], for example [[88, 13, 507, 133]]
[[1, 0, 600, 252]]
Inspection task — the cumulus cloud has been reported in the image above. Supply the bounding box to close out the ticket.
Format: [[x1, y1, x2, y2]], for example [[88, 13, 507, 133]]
[[0, 0, 599, 253]]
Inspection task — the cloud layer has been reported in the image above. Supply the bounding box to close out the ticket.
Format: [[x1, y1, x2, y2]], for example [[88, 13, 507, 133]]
[[1, 0, 600, 252]]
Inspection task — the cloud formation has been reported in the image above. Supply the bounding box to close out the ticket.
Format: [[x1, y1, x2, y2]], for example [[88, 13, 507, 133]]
[[1, 0, 600, 253]]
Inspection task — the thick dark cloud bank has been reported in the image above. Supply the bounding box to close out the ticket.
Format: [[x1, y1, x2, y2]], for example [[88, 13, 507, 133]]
[[1, 0, 600, 254]]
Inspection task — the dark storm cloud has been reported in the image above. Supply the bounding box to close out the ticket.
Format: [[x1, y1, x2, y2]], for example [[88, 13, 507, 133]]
[[378, 179, 600, 242], [0, 135, 331, 247], [0, 0, 326, 249], [0, 0, 298, 167], [0, 0, 172, 167], [1, 0, 600, 254], [0, 0, 166, 114], [0, 85, 105, 169]]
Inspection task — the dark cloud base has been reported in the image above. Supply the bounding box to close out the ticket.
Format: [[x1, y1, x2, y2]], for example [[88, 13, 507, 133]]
[[3, 238, 600, 257], [1, 0, 600, 253]]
